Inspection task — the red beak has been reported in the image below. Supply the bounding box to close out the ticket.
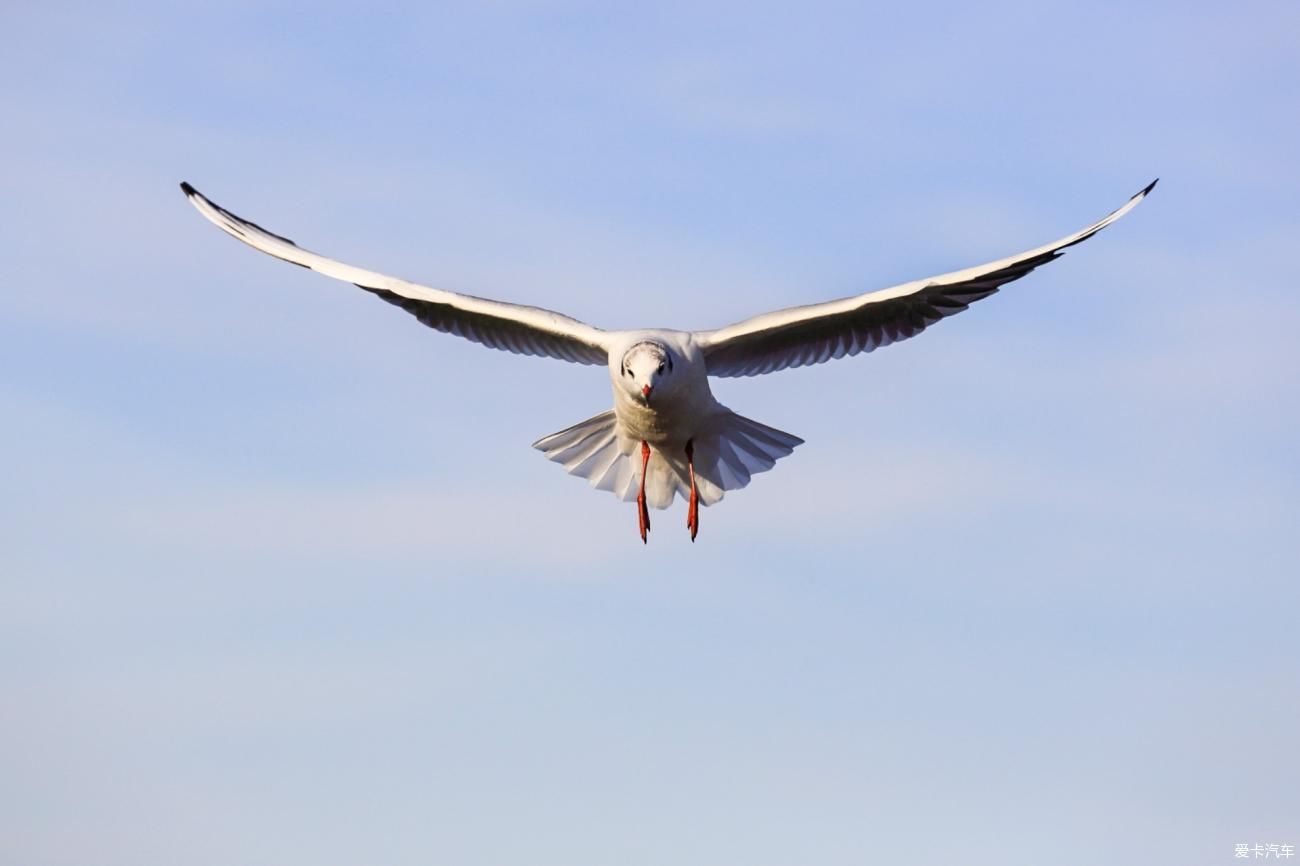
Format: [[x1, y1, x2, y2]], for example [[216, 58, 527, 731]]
[[642, 384, 652, 400]]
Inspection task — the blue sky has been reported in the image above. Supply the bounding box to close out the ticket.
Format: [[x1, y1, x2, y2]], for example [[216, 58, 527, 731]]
[[2, 2, 1297, 864]]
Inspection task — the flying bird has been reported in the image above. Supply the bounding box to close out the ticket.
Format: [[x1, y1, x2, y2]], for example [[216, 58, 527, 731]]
[[181, 179, 1155, 543]]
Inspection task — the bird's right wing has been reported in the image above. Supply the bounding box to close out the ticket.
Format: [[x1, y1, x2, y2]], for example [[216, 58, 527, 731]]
[[696, 180, 1156, 377], [181, 183, 612, 365]]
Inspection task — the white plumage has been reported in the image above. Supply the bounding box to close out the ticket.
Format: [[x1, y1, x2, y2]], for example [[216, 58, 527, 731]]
[[181, 179, 1155, 541]]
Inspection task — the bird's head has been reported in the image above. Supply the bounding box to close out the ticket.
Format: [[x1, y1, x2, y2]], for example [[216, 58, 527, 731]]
[[619, 341, 674, 404]]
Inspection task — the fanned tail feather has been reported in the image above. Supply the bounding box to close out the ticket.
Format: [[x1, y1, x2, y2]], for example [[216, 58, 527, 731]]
[[533, 409, 803, 509]]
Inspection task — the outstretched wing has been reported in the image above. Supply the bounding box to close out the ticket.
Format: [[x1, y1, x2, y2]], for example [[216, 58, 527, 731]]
[[181, 183, 612, 365], [696, 180, 1157, 377]]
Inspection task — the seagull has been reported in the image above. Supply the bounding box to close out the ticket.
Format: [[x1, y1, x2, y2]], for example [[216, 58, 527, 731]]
[[181, 179, 1155, 543]]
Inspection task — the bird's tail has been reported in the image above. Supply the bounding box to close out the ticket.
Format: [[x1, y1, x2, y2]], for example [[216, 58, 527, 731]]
[[532, 409, 803, 509]]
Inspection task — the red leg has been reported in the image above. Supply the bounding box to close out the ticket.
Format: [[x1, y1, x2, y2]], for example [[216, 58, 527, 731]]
[[685, 439, 699, 542], [637, 440, 652, 544]]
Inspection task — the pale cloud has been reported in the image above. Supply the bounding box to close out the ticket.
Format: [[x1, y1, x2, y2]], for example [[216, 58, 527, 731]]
[[106, 481, 630, 567]]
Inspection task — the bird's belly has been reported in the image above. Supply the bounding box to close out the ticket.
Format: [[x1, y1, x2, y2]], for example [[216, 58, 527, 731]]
[[614, 391, 720, 447]]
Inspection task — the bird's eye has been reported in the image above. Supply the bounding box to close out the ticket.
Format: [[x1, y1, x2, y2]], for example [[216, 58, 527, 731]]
[[624, 367, 631, 377], [657, 363, 665, 374]]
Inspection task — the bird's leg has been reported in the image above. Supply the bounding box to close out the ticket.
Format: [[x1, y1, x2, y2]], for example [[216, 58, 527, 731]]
[[637, 440, 652, 544], [685, 439, 699, 542]]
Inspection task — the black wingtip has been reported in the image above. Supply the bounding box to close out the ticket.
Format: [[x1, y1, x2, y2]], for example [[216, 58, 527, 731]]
[[1139, 178, 1159, 197], [179, 181, 197, 197]]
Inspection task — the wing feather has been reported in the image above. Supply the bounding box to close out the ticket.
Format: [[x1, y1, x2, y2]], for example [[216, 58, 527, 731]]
[[181, 183, 611, 365], [697, 181, 1156, 377]]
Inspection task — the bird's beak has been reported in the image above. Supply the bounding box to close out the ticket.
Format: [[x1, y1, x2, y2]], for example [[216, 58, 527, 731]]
[[642, 384, 652, 401]]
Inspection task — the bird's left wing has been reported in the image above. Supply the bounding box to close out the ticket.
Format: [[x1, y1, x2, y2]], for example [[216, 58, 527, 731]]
[[695, 180, 1156, 377], [181, 183, 612, 365]]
